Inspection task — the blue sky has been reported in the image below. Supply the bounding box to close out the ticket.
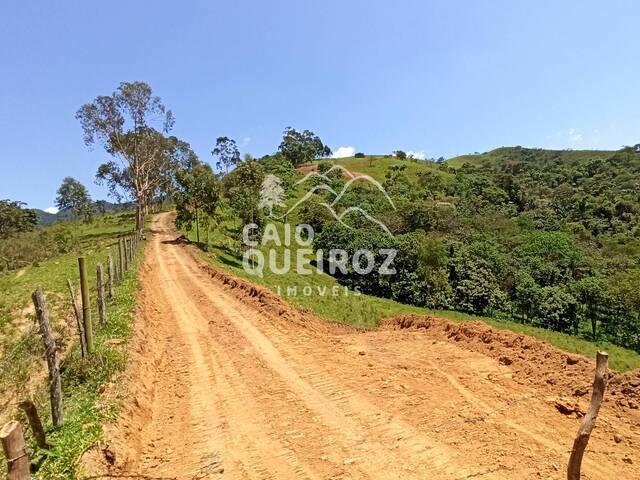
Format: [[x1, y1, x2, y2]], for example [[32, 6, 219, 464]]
[[1, 1, 639, 210]]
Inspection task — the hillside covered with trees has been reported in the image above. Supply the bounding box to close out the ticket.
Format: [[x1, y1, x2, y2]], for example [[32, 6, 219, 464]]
[[300, 147, 640, 352]]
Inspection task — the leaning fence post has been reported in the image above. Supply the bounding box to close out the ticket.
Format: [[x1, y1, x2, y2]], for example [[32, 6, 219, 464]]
[[31, 288, 64, 427], [78, 257, 93, 354], [0, 421, 30, 479], [567, 351, 609, 480], [66, 278, 86, 358], [107, 255, 114, 299], [96, 263, 106, 324], [18, 401, 48, 450]]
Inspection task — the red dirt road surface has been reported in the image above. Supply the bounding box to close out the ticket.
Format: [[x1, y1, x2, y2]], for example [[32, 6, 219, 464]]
[[94, 213, 640, 479]]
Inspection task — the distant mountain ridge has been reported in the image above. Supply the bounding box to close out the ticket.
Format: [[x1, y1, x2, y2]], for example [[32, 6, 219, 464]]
[[34, 200, 134, 225]]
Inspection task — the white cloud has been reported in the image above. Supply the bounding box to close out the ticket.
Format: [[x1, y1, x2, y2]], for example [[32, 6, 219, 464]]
[[406, 150, 426, 160], [555, 128, 583, 143], [568, 128, 583, 142], [44, 206, 59, 214], [241, 137, 251, 146], [331, 146, 355, 158]]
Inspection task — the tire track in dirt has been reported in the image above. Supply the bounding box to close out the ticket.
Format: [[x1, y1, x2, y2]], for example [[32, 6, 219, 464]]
[[96, 212, 639, 480], [172, 247, 470, 479]]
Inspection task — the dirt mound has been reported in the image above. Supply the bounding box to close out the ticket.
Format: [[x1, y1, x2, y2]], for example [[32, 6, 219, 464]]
[[198, 262, 354, 336], [382, 314, 640, 414]]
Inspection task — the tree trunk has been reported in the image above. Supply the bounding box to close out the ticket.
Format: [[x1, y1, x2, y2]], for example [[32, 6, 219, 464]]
[[135, 202, 143, 234], [195, 208, 200, 243]]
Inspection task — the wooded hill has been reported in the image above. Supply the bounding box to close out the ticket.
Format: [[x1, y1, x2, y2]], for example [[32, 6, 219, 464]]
[[294, 146, 640, 352]]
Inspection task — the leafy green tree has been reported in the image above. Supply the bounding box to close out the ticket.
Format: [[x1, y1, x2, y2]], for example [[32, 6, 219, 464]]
[[260, 154, 296, 193], [223, 159, 265, 229], [416, 171, 444, 199], [55, 177, 94, 222], [416, 235, 452, 307], [76, 81, 175, 232], [449, 252, 506, 315], [174, 163, 221, 243], [278, 127, 331, 166], [393, 150, 407, 160], [383, 166, 412, 197], [317, 160, 332, 174], [573, 276, 608, 340], [212, 137, 240, 173], [512, 270, 541, 322], [0, 200, 37, 238], [536, 286, 579, 333], [519, 231, 585, 286], [354, 152, 365, 158], [298, 200, 332, 233]]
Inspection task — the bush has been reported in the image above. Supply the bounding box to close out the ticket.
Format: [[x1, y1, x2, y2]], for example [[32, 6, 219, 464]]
[[354, 152, 365, 158], [0, 224, 77, 271], [317, 161, 333, 174]]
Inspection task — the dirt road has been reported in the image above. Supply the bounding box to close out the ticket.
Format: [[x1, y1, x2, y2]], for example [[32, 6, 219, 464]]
[[102, 213, 639, 479]]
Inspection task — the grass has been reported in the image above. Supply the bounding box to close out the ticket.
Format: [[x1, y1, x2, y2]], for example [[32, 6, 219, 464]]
[[0, 212, 136, 333], [0, 212, 137, 401], [306, 155, 446, 183], [0, 211, 144, 478], [187, 218, 640, 372], [31, 239, 144, 479]]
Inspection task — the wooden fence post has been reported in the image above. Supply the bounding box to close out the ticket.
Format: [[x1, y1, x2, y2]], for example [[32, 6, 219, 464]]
[[567, 351, 609, 480], [18, 401, 48, 450], [122, 238, 129, 272], [107, 255, 114, 299], [31, 288, 64, 427], [96, 263, 106, 324], [66, 279, 86, 358], [116, 244, 123, 283], [78, 257, 93, 354], [0, 421, 30, 479]]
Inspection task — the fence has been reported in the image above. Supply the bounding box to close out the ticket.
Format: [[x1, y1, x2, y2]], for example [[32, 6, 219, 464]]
[[0, 233, 139, 479]]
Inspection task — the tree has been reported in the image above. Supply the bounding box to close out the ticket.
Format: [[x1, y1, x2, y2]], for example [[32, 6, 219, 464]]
[[174, 163, 221, 243], [212, 137, 240, 173], [223, 160, 265, 228], [355, 152, 365, 158], [278, 127, 331, 166], [574, 276, 608, 340], [258, 174, 286, 217], [0, 200, 37, 238], [536, 286, 579, 333], [55, 177, 93, 222], [393, 150, 407, 160], [76, 81, 176, 233]]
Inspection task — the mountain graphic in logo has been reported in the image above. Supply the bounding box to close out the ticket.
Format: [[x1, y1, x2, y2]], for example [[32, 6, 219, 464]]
[[259, 165, 396, 236]]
